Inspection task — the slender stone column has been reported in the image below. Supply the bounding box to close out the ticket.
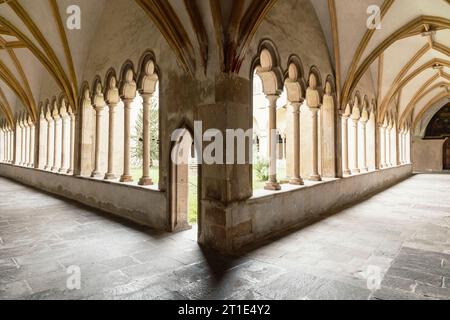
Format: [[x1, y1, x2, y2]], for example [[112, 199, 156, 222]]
[[10, 126, 14, 163], [67, 108, 75, 175], [139, 93, 154, 186], [289, 101, 303, 185], [380, 119, 388, 168], [91, 104, 104, 178], [59, 105, 69, 173], [18, 119, 23, 165], [120, 98, 134, 182], [398, 129, 404, 164], [406, 129, 411, 163], [0, 126, 3, 162], [359, 105, 368, 172], [264, 94, 281, 190], [386, 121, 392, 167], [105, 102, 118, 180], [360, 120, 368, 172], [309, 106, 322, 181], [341, 113, 351, 176], [351, 118, 360, 174], [13, 121, 19, 165], [4, 125, 8, 163], [6, 126, 9, 163], [7, 127, 11, 163], [24, 119, 30, 166], [5, 127, 8, 163], [52, 108, 61, 172], [29, 120, 35, 167], [45, 109, 55, 170], [402, 129, 408, 164]]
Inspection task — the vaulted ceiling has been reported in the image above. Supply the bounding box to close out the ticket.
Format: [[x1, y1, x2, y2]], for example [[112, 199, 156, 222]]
[[322, 0, 450, 130], [0, 0, 448, 133]]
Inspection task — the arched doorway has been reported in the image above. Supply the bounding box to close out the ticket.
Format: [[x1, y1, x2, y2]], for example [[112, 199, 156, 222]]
[[170, 128, 200, 235], [444, 139, 450, 170]]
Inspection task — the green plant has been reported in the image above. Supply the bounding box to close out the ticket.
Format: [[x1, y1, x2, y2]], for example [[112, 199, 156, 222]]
[[132, 97, 159, 167], [254, 158, 269, 182]]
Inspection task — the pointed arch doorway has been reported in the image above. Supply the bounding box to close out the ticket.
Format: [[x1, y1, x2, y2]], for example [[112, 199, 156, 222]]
[[169, 127, 201, 237]]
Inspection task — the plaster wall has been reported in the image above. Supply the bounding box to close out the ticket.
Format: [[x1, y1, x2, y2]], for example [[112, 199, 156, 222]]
[[412, 138, 446, 172]]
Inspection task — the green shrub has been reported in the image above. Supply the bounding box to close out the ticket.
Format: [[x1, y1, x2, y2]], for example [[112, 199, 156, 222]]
[[254, 159, 269, 182]]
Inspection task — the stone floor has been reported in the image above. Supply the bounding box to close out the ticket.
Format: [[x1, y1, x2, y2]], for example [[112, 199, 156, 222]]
[[0, 174, 449, 300]]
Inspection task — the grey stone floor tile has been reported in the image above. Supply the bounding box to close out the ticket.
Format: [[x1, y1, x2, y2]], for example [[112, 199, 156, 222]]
[[1, 174, 450, 299]]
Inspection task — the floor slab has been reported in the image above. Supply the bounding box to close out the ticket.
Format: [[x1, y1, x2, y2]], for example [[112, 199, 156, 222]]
[[0, 174, 449, 300]]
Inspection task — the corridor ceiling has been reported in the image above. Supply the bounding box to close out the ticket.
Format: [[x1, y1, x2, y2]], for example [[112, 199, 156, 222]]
[[0, 0, 448, 131]]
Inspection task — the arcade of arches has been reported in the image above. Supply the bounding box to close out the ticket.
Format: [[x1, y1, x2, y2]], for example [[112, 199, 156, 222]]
[[0, 0, 449, 300]]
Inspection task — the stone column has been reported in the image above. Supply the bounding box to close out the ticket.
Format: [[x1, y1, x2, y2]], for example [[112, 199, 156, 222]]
[[5, 126, 9, 163], [104, 102, 118, 180], [398, 129, 404, 165], [91, 104, 104, 178], [406, 129, 411, 163], [351, 116, 360, 175], [341, 112, 351, 176], [0, 126, 3, 162], [264, 94, 281, 190], [386, 121, 392, 167], [14, 121, 20, 165], [380, 120, 387, 168], [59, 104, 69, 173], [52, 108, 61, 172], [24, 119, 29, 166], [309, 106, 322, 181], [289, 101, 303, 185], [120, 98, 134, 182], [29, 120, 35, 167], [360, 119, 368, 172], [18, 120, 24, 165], [45, 109, 55, 171], [67, 108, 76, 174], [7, 126, 11, 163], [403, 130, 407, 164], [139, 93, 154, 186]]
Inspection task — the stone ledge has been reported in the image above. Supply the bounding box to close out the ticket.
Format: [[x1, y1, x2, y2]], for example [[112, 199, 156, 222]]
[[0, 163, 167, 230], [231, 164, 413, 251]]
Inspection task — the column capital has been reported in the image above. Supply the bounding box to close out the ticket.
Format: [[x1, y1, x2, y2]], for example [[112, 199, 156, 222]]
[[122, 98, 134, 108], [140, 92, 154, 101], [107, 101, 118, 111], [93, 104, 105, 113], [265, 94, 279, 107], [308, 106, 320, 115]]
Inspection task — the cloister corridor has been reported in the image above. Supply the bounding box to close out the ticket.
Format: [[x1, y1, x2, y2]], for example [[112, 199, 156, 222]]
[[1, 174, 449, 300]]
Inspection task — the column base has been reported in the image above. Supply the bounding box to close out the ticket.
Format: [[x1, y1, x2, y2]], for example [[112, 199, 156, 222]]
[[343, 169, 351, 176], [361, 168, 369, 173], [104, 173, 117, 180], [67, 169, 74, 175], [352, 168, 360, 174], [51, 167, 58, 172], [172, 222, 193, 233], [264, 181, 281, 191], [309, 175, 322, 182], [289, 177, 304, 185], [138, 177, 153, 186], [59, 167, 68, 173], [91, 171, 102, 178], [120, 175, 133, 183]]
